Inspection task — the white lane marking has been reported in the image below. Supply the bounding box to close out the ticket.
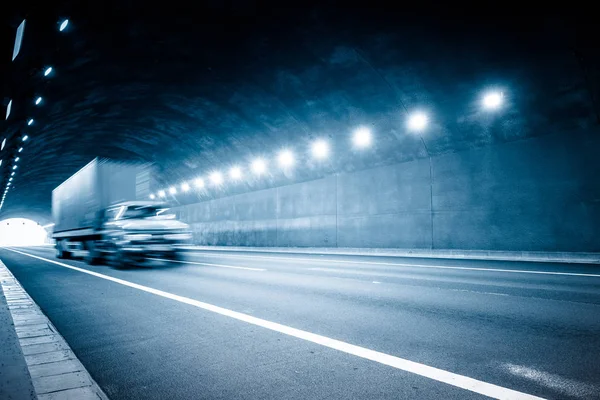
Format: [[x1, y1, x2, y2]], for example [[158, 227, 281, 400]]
[[3, 248, 544, 400], [189, 251, 600, 278], [146, 258, 265, 271], [311, 268, 517, 297]]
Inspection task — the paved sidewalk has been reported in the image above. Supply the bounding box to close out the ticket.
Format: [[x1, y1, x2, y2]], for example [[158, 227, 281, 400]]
[[0, 271, 37, 400], [0, 261, 108, 400]]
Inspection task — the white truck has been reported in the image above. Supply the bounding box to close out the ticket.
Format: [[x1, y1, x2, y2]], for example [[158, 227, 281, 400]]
[[52, 158, 191, 267]]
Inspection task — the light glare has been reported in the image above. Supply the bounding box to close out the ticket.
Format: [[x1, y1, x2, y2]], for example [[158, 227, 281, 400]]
[[169, 187, 177, 195], [229, 166, 242, 180], [482, 91, 504, 110], [59, 20, 69, 31], [194, 178, 205, 188], [278, 150, 295, 168], [251, 158, 267, 175], [210, 171, 223, 185], [352, 127, 372, 148], [407, 112, 428, 132], [311, 139, 329, 159], [0, 218, 48, 246], [22, 135, 28, 141], [181, 182, 190, 192], [27, 119, 33, 126], [35, 97, 42, 105], [158, 190, 166, 198], [149, 194, 156, 200], [18, 147, 23, 152], [44, 67, 53, 76]]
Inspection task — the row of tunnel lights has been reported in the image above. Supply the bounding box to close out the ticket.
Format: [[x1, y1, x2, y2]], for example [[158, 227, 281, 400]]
[[4, 17, 506, 204], [1, 134, 29, 208], [149, 90, 505, 200], [1, 19, 70, 210]]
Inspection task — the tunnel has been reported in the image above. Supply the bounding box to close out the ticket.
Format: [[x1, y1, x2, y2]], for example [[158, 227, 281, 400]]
[[1, 3, 599, 400], [1, 4, 598, 252]]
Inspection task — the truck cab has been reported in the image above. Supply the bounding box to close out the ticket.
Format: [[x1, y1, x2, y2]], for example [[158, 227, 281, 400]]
[[56, 201, 192, 267]]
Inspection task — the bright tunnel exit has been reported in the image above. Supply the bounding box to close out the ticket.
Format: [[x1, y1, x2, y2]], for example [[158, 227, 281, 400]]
[[0, 218, 49, 246]]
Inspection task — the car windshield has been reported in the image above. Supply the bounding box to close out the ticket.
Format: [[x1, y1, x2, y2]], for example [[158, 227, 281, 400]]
[[118, 205, 167, 220]]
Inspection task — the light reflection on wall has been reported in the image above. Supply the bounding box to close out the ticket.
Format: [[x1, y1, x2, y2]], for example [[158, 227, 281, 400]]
[[0, 218, 48, 246]]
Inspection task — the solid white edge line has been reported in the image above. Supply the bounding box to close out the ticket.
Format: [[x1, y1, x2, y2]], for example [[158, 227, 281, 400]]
[[2, 247, 545, 400], [187, 252, 600, 278], [147, 257, 265, 271]]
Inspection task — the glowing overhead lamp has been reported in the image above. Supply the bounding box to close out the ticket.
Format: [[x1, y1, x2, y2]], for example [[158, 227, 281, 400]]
[[482, 91, 504, 110], [277, 149, 295, 168], [229, 166, 242, 180], [210, 171, 223, 185], [352, 127, 372, 148], [407, 111, 428, 132], [251, 159, 267, 175], [311, 139, 329, 159]]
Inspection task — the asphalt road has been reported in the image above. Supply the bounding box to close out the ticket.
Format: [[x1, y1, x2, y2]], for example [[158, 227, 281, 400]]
[[1, 246, 599, 400]]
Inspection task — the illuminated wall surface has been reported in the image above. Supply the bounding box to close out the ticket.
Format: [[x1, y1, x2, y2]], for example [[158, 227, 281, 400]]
[[176, 131, 600, 251], [0, 218, 48, 246]]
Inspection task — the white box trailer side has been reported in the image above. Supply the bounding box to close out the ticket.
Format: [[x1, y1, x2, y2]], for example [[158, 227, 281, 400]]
[[52, 158, 154, 239]]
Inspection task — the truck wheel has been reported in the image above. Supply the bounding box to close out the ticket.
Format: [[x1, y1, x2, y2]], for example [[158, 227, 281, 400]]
[[56, 240, 71, 259], [108, 246, 129, 269], [56, 242, 64, 259], [167, 251, 183, 262], [85, 241, 103, 265], [114, 253, 129, 270]]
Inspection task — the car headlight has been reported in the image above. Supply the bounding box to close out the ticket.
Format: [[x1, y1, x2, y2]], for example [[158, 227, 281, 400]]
[[164, 233, 192, 241], [124, 234, 152, 241]]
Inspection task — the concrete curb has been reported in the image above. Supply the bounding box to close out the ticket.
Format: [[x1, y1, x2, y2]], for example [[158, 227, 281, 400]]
[[181, 246, 600, 264], [0, 261, 109, 400]]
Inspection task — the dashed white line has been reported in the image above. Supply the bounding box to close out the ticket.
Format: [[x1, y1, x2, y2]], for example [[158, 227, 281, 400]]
[[3, 247, 545, 400], [147, 257, 265, 271], [189, 251, 600, 277]]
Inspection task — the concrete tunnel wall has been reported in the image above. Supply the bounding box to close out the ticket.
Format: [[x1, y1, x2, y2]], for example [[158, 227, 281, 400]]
[[175, 130, 600, 252]]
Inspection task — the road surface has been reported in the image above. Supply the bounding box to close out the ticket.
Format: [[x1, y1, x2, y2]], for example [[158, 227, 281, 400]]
[[1, 246, 599, 400]]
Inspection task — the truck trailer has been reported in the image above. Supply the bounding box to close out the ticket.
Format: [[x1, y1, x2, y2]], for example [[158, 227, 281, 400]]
[[52, 158, 191, 267]]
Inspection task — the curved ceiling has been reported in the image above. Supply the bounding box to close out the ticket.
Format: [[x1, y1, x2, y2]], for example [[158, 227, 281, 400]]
[[1, 2, 598, 221]]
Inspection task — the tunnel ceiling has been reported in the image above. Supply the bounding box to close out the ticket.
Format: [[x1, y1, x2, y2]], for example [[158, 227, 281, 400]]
[[1, 2, 598, 221]]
